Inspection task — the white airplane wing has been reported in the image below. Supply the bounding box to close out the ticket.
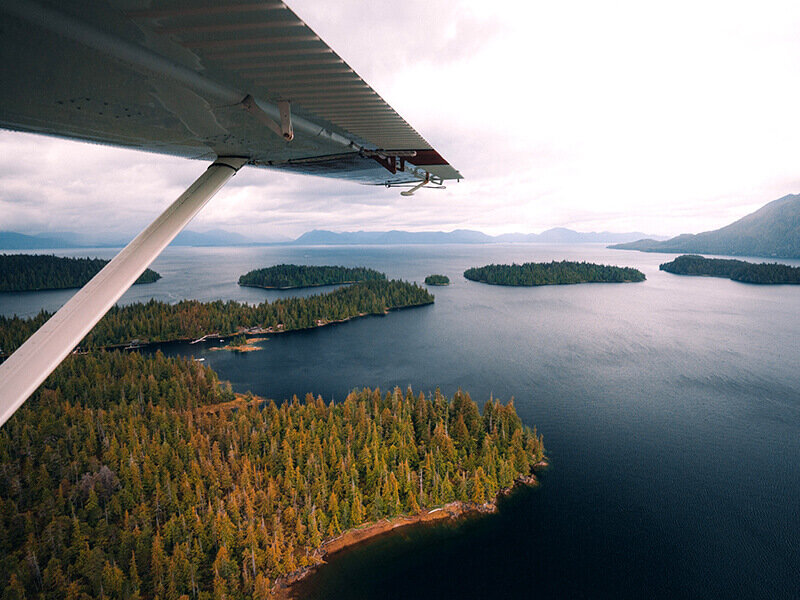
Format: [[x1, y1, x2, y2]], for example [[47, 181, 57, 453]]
[[0, 0, 462, 426], [0, 0, 460, 184]]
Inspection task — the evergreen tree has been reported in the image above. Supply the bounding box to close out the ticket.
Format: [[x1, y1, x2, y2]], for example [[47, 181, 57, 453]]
[[464, 261, 645, 286], [0, 254, 160, 292], [0, 353, 544, 599]]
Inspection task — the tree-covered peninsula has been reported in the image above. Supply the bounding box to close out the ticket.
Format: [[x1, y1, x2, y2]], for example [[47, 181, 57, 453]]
[[0, 351, 544, 600], [238, 264, 385, 289], [0, 280, 432, 355], [0, 254, 160, 292], [424, 274, 450, 286], [464, 261, 645, 286], [659, 255, 800, 284]]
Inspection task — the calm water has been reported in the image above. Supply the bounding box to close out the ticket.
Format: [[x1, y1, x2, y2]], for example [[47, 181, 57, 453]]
[[2, 244, 799, 598]]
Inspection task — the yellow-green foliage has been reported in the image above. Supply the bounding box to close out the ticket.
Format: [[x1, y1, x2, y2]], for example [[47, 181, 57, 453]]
[[0, 352, 542, 600], [0, 279, 433, 355]]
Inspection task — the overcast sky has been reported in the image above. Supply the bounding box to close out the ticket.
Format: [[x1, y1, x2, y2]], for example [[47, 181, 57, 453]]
[[2, 0, 799, 241]]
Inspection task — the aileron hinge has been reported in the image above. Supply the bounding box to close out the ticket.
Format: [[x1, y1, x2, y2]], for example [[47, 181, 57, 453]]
[[241, 95, 294, 141], [278, 100, 293, 141]]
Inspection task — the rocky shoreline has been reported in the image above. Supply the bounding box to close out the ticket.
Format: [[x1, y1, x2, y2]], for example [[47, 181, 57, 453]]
[[239, 280, 366, 290], [273, 461, 548, 599], [44, 301, 432, 360]]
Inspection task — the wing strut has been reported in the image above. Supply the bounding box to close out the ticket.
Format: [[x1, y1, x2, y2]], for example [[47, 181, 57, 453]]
[[0, 156, 248, 428]]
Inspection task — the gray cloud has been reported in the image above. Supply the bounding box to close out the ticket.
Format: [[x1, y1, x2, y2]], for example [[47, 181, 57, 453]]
[[2, 1, 800, 242]]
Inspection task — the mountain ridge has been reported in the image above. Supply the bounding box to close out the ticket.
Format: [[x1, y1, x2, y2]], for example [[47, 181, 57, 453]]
[[0, 231, 80, 249], [609, 194, 800, 258], [2, 227, 662, 249], [291, 228, 661, 246], [0, 229, 289, 249]]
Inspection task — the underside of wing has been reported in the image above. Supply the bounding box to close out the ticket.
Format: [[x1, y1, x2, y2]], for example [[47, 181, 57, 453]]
[[0, 0, 461, 185]]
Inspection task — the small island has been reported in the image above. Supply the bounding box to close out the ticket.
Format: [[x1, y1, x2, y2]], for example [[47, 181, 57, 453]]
[[464, 260, 645, 286], [0, 279, 433, 356], [659, 255, 800, 284], [238, 264, 385, 289], [0, 351, 546, 600], [0, 253, 161, 292], [424, 274, 450, 286], [210, 334, 268, 352]]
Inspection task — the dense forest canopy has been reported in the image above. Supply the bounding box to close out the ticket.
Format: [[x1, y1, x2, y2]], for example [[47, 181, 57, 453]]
[[464, 261, 645, 286], [0, 254, 160, 292], [238, 265, 385, 289], [0, 280, 433, 356], [0, 351, 544, 600], [659, 255, 800, 284], [424, 275, 450, 286]]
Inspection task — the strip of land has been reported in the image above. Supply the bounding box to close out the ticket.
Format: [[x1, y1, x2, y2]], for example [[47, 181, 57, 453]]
[[209, 336, 268, 352], [0, 279, 433, 357], [239, 264, 385, 289], [0, 253, 160, 291], [464, 260, 645, 286], [660, 255, 800, 284]]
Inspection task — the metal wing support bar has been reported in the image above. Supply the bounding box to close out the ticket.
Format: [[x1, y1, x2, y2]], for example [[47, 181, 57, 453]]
[[0, 156, 247, 428]]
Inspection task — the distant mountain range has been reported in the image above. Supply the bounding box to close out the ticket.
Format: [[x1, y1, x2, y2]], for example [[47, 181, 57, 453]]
[[291, 228, 661, 246], [493, 228, 663, 244], [293, 229, 492, 245], [171, 229, 290, 246], [0, 231, 76, 249], [609, 194, 800, 259], [1, 227, 662, 249], [0, 229, 289, 249]]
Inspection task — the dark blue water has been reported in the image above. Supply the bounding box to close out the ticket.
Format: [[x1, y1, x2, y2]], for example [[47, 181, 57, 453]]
[[2, 244, 799, 598]]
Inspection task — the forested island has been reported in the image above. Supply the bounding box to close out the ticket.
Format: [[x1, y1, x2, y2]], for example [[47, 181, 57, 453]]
[[210, 334, 268, 353], [0, 350, 545, 600], [239, 264, 385, 289], [464, 261, 645, 286], [424, 274, 450, 286], [0, 280, 433, 356], [0, 254, 161, 292], [659, 255, 800, 284]]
